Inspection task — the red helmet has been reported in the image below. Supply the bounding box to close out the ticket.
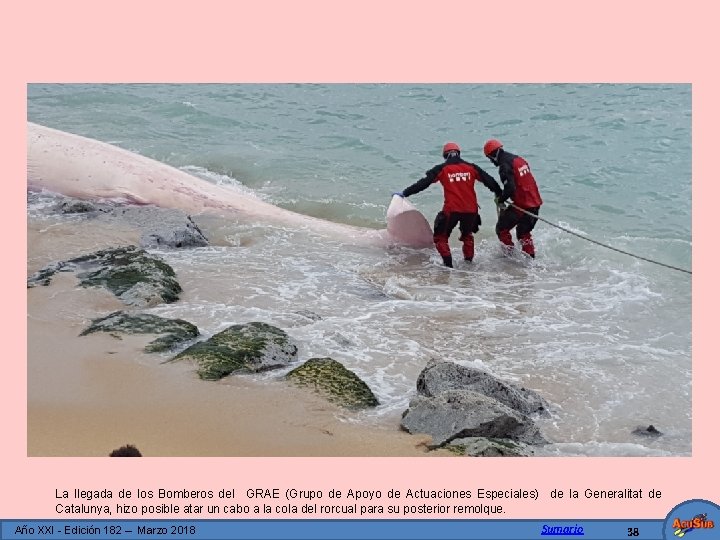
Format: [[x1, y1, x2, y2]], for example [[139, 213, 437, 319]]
[[442, 142, 461, 157], [484, 139, 503, 156]]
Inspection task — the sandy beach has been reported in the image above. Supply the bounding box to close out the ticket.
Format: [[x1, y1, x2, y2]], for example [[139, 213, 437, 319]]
[[27, 216, 444, 457]]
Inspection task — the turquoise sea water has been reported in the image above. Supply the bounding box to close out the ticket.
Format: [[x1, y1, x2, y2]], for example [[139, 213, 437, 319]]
[[27, 84, 692, 456]]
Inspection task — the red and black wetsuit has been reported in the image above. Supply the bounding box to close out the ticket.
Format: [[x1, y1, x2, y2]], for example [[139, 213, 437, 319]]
[[403, 155, 501, 267], [494, 150, 543, 257]]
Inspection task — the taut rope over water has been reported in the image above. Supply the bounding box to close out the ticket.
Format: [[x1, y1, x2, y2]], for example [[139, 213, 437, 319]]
[[504, 203, 692, 275]]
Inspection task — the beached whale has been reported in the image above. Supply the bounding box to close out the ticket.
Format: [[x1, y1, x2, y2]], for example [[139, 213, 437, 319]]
[[26, 122, 433, 249]]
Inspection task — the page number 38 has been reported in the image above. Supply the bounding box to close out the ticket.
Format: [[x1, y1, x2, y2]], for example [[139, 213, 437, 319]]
[[628, 527, 640, 536]]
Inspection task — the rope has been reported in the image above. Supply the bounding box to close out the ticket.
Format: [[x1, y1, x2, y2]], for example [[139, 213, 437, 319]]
[[500, 203, 692, 275]]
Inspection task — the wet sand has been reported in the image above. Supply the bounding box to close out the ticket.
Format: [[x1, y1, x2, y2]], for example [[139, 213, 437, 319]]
[[27, 217, 443, 457]]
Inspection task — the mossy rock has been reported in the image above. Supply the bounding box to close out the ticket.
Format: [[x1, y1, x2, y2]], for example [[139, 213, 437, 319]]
[[27, 245, 181, 306], [73, 246, 180, 304], [286, 357, 379, 410], [171, 322, 298, 380], [80, 311, 200, 353], [444, 437, 534, 457]]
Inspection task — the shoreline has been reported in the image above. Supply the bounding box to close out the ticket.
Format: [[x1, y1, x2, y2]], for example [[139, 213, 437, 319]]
[[27, 212, 445, 457]]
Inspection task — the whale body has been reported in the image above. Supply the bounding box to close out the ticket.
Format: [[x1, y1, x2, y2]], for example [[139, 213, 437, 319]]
[[27, 122, 433, 249]]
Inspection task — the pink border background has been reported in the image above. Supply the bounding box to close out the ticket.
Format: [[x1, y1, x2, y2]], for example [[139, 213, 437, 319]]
[[3, 0, 712, 521]]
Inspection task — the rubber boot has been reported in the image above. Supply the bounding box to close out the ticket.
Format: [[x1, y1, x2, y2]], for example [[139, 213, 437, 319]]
[[498, 230, 514, 248], [498, 230, 515, 257], [519, 234, 536, 258], [442, 255, 453, 268]]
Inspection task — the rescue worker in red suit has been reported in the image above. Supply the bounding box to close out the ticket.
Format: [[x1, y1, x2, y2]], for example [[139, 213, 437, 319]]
[[483, 139, 543, 258], [396, 142, 502, 268]]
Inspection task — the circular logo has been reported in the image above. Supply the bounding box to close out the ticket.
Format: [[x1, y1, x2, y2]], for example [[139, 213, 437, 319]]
[[663, 499, 719, 540]]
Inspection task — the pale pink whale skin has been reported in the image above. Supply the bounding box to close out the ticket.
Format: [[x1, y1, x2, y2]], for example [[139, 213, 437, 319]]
[[27, 122, 433, 249]]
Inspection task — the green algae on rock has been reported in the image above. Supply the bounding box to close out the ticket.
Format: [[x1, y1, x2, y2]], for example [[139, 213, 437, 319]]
[[27, 245, 182, 307], [80, 311, 200, 353], [171, 322, 298, 380], [286, 357, 379, 410], [443, 437, 534, 457]]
